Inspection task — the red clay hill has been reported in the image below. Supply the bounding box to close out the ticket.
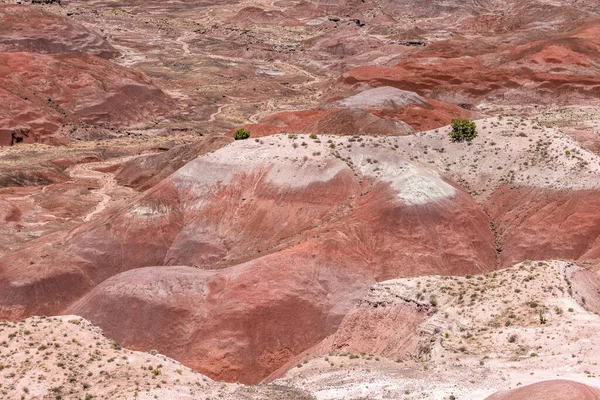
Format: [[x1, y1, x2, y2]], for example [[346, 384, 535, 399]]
[[486, 380, 600, 400], [0, 135, 497, 383], [239, 87, 474, 138], [0, 5, 174, 145], [342, 22, 600, 106], [0, 5, 118, 58]]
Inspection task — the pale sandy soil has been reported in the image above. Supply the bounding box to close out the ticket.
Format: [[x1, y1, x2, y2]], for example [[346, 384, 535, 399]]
[[0, 316, 313, 399], [277, 260, 600, 399], [201, 114, 600, 204], [3, 264, 600, 399], [406, 115, 600, 200]]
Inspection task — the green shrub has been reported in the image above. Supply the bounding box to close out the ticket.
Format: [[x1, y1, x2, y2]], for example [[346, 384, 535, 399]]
[[234, 128, 251, 140], [429, 295, 438, 307], [449, 118, 477, 142]]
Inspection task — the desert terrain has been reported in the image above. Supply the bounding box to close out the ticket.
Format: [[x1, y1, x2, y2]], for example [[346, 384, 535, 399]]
[[2, 0, 600, 398]]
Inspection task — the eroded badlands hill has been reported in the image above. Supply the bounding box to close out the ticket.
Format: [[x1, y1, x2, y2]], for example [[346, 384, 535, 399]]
[[343, 22, 600, 105], [0, 132, 496, 383], [0, 4, 174, 145], [0, 51, 174, 145], [241, 87, 475, 137], [3, 115, 600, 384], [0, 5, 118, 57]]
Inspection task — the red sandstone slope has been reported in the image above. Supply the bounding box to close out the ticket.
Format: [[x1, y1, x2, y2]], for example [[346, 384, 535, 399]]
[[0, 136, 496, 383], [486, 380, 600, 400], [486, 186, 600, 267], [0, 5, 118, 58], [0, 52, 174, 145], [343, 22, 600, 105], [114, 134, 233, 191], [240, 108, 415, 137], [243, 87, 473, 137], [65, 182, 494, 383]]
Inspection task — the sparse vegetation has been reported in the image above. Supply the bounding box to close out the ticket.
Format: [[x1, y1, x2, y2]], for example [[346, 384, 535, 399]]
[[233, 128, 251, 140], [449, 118, 477, 142]]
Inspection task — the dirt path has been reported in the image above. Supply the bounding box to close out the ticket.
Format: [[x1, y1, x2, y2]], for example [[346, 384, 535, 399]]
[[208, 104, 227, 122], [248, 111, 261, 124], [201, 53, 322, 86], [67, 155, 144, 222], [111, 42, 148, 67], [174, 31, 192, 55], [273, 61, 320, 85]]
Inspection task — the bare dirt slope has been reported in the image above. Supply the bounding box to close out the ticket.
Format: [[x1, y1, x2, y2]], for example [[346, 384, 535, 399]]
[[3, 114, 600, 383], [0, 4, 118, 58], [0, 133, 496, 383], [2, 0, 600, 397], [0, 315, 314, 399], [276, 260, 600, 399]]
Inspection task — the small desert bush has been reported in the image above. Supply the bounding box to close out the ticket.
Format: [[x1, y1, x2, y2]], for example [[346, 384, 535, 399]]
[[449, 118, 477, 142], [234, 128, 251, 140]]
